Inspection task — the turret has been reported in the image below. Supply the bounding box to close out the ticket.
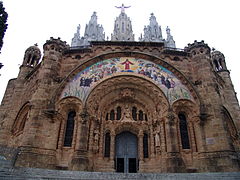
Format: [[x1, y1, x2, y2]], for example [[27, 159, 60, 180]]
[[184, 40, 211, 59], [22, 44, 41, 67], [18, 44, 41, 79], [42, 37, 69, 77], [211, 50, 227, 71], [211, 50, 240, 109]]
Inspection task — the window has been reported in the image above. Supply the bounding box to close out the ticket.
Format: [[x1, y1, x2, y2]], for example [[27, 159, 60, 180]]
[[116, 106, 121, 120], [139, 110, 143, 121], [104, 132, 111, 157], [178, 113, 190, 149], [132, 107, 137, 121], [110, 110, 115, 120], [143, 133, 149, 158], [12, 103, 30, 136], [63, 111, 76, 147], [106, 113, 109, 121]]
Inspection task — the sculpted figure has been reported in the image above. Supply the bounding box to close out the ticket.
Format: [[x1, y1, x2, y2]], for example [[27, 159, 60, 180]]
[[154, 131, 160, 147]]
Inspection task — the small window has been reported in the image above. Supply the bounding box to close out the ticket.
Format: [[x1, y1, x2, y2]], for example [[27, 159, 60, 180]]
[[63, 111, 76, 147], [143, 133, 149, 158], [27, 54, 32, 64], [173, 57, 180, 61], [178, 113, 190, 149], [139, 110, 143, 121], [110, 110, 115, 120], [132, 107, 137, 121], [75, 55, 81, 60], [106, 113, 109, 121], [116, 106, 121, 120], [214, 59, 219, 71], [104, 133, 111, 157]]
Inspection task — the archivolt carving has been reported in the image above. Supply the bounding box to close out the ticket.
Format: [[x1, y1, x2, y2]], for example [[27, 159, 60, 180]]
[[172, 99, 199, 122], [86, 75, 169, 116], [56, 96, 83, 117], [12, 102, 31, 136]]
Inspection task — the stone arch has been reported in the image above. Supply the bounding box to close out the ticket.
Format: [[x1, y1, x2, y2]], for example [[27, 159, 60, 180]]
[[85, 74, 169, 119], [56, 96, 83, 115], [173, 100, 200, 154], [114, 123, 141, 136], [221, 106, 239, 149], [50, 51, 201, 108], [12, 102, 31, 136], [172, 99, 199, 120], [55, 96, 83, 149]]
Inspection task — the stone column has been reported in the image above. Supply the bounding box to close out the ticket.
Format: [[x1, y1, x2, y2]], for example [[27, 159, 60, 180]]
[[71, 109, 89, 171], [138, 130, 144, 161], [138, 130, 144, 172], [110, 131, 115, 161], [193, 117, 206, 153], [160, 120, 167, 153], [98, 119, 104, 156], [165, 110, 184, 172], [188, 120, 197, 152], [165, 111, 179, 152], [74, 115, 82, 151], [110, 131, 116, 170]]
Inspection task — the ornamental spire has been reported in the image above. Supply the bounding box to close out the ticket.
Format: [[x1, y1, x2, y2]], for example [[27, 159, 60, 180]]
[[139, 13, 163, 42], [71, 12, 105, 47]]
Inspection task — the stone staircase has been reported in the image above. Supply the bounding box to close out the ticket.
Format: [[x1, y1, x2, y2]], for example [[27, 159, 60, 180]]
[[1, 158, 240, 180]]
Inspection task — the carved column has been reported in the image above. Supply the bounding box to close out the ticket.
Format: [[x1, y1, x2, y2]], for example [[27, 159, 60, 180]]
[[188, 120, 197, 152], [98, 118, 104, 155], [149, 125, 154, 158], [165, 111, 179, 153], [110, 130, 115, 161], [72, 115, 79, 149], [193, 117, 206, 152], [165, 110, 184, 172], [138, 130, 144, 161], [160, 119, 167, 153], [110, 130, 116, 170], [71, 109, 89, 171]]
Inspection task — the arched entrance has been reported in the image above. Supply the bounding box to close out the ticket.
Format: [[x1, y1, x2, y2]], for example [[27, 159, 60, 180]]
[[115, 131, 138, 173]]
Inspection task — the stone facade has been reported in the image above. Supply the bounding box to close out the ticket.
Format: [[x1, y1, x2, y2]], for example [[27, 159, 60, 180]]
[[0, 11, 240, 174]]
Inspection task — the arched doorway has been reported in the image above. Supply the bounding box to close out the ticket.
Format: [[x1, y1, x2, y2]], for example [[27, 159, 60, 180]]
[[115, 131, 138, 173]]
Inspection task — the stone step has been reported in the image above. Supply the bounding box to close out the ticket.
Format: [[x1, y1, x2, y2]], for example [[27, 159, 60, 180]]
[[0, 167, 240, 180]]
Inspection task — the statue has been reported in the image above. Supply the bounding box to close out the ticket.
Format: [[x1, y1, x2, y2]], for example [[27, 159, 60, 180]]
[[92, 128, 100, 153], [115, 3, 131, 14], [122, 105, 132, 121], [94, 129, 99, 143], [154, 132, 160, 147]]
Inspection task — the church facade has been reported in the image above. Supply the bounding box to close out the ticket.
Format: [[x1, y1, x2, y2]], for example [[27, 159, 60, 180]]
[[0, 8, 240, 173]]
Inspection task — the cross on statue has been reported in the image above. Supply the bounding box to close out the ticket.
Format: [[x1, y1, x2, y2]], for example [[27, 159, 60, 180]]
[[115, 3, 131, 14]]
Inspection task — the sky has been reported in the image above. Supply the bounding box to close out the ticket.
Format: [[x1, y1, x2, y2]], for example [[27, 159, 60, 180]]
[[0, 0, 239, 103]]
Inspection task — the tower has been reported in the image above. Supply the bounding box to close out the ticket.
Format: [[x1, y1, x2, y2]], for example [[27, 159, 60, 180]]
[[18, 44, 41, 79]]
